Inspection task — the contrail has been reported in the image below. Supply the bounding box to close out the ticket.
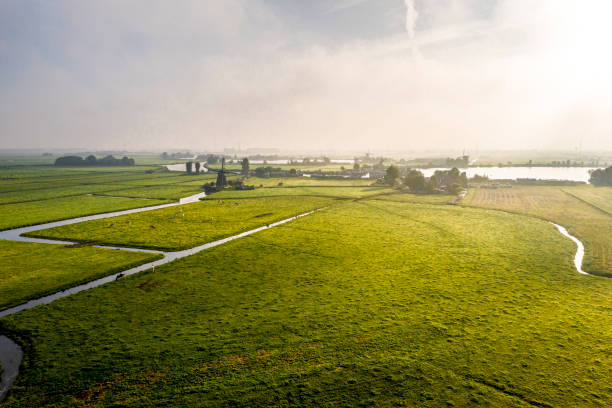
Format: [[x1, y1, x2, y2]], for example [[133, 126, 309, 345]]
[[404, 0, 418, 39], [404, 0, 420, 57]]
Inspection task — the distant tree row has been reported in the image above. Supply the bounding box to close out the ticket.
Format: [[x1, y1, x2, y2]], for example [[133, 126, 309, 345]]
[[445, 155, 469, 168], [590, 166, 612, 186], [192, 154, 222, 164], [161, 152, 191, 160], [55, 155, 134, 166]]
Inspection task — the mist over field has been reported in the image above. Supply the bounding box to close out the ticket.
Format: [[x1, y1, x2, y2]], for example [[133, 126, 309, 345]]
[[2, 0, 612, 152]]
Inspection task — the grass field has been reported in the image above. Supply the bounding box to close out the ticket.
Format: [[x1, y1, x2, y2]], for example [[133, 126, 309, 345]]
[[0, 166, 209, 230], [244, 177, 374, 187], [562, 185, 612, 215], [463, 186, 612, 277], [27, 196, 336, 251], [0, 241, 162, 311], [1, 199, 610, 407], [97, 185, 203, 200], [0, 165, 610, 407], [0, 195, 170, 231], [207, 186, 394, 200]]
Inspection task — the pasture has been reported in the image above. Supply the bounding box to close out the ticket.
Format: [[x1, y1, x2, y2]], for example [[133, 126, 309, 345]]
[[27, 196, 336, 251], [0, 241, 162, 311], [0, 164, 610, 407], [562, 185, 612, 215], [463, 185, 612, 277], [0, 166, 215, 230], [243, 177, 374, 187], [207, 186, 394, 200], [1, 199, 610, 407]]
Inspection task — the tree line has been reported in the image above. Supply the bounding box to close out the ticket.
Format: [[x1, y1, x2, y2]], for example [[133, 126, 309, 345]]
[[55, 155, 135, 166]]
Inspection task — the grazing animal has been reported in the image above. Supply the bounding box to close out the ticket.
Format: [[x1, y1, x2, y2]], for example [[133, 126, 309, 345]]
[[109, 223, 114, 227], [150, 225, 156, 229], [115, 273, 124, 280]]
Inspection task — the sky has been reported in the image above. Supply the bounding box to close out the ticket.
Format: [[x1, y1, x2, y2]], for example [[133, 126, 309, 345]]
[[1, 0, 611, 152]]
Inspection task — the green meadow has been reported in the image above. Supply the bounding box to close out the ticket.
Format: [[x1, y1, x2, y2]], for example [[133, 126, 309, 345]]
[[1, 199, 610, 407], [97, 185, 202, 200], [0, 195, 169, 230], [0, 166, 214, 230], [244, 177, 374, 187], [208, 186, 394, 200], [0, 165, 610, 407], [27, 196, 336, 251], [463, 185, 612, 277], [562, 185, 612, 215], [0, 241, 162, 311]]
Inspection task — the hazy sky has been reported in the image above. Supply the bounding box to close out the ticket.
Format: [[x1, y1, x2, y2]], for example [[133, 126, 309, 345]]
[[1, 0, 611, 152]]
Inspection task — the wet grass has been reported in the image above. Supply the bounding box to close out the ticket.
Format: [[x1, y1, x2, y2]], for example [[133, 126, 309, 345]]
[[27, 196, 336, 251], [463, 186, 612, 277], [0, 241, 162, 311], [1, 200, 610, 407]]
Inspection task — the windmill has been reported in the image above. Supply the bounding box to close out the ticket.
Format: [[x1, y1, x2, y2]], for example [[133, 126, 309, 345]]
[[205, 158, 240, 189]]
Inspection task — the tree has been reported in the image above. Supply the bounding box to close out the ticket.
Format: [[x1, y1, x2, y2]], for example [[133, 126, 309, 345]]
[[186, 161, 193, 174], [85, 155, 97, 165], [241, 158, 250, 176], [54, 156, 84, 166], [448, 181, 463, 195], [206, 154, 219, 165], [323, 157, 331, 164], [121, 156, 134, 166], [353, 162, 360, 171], [404, 170, 425, 192], [194, 161, 201, 174], [590, 166, 612, 186], [384, 165, 400, 185]]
